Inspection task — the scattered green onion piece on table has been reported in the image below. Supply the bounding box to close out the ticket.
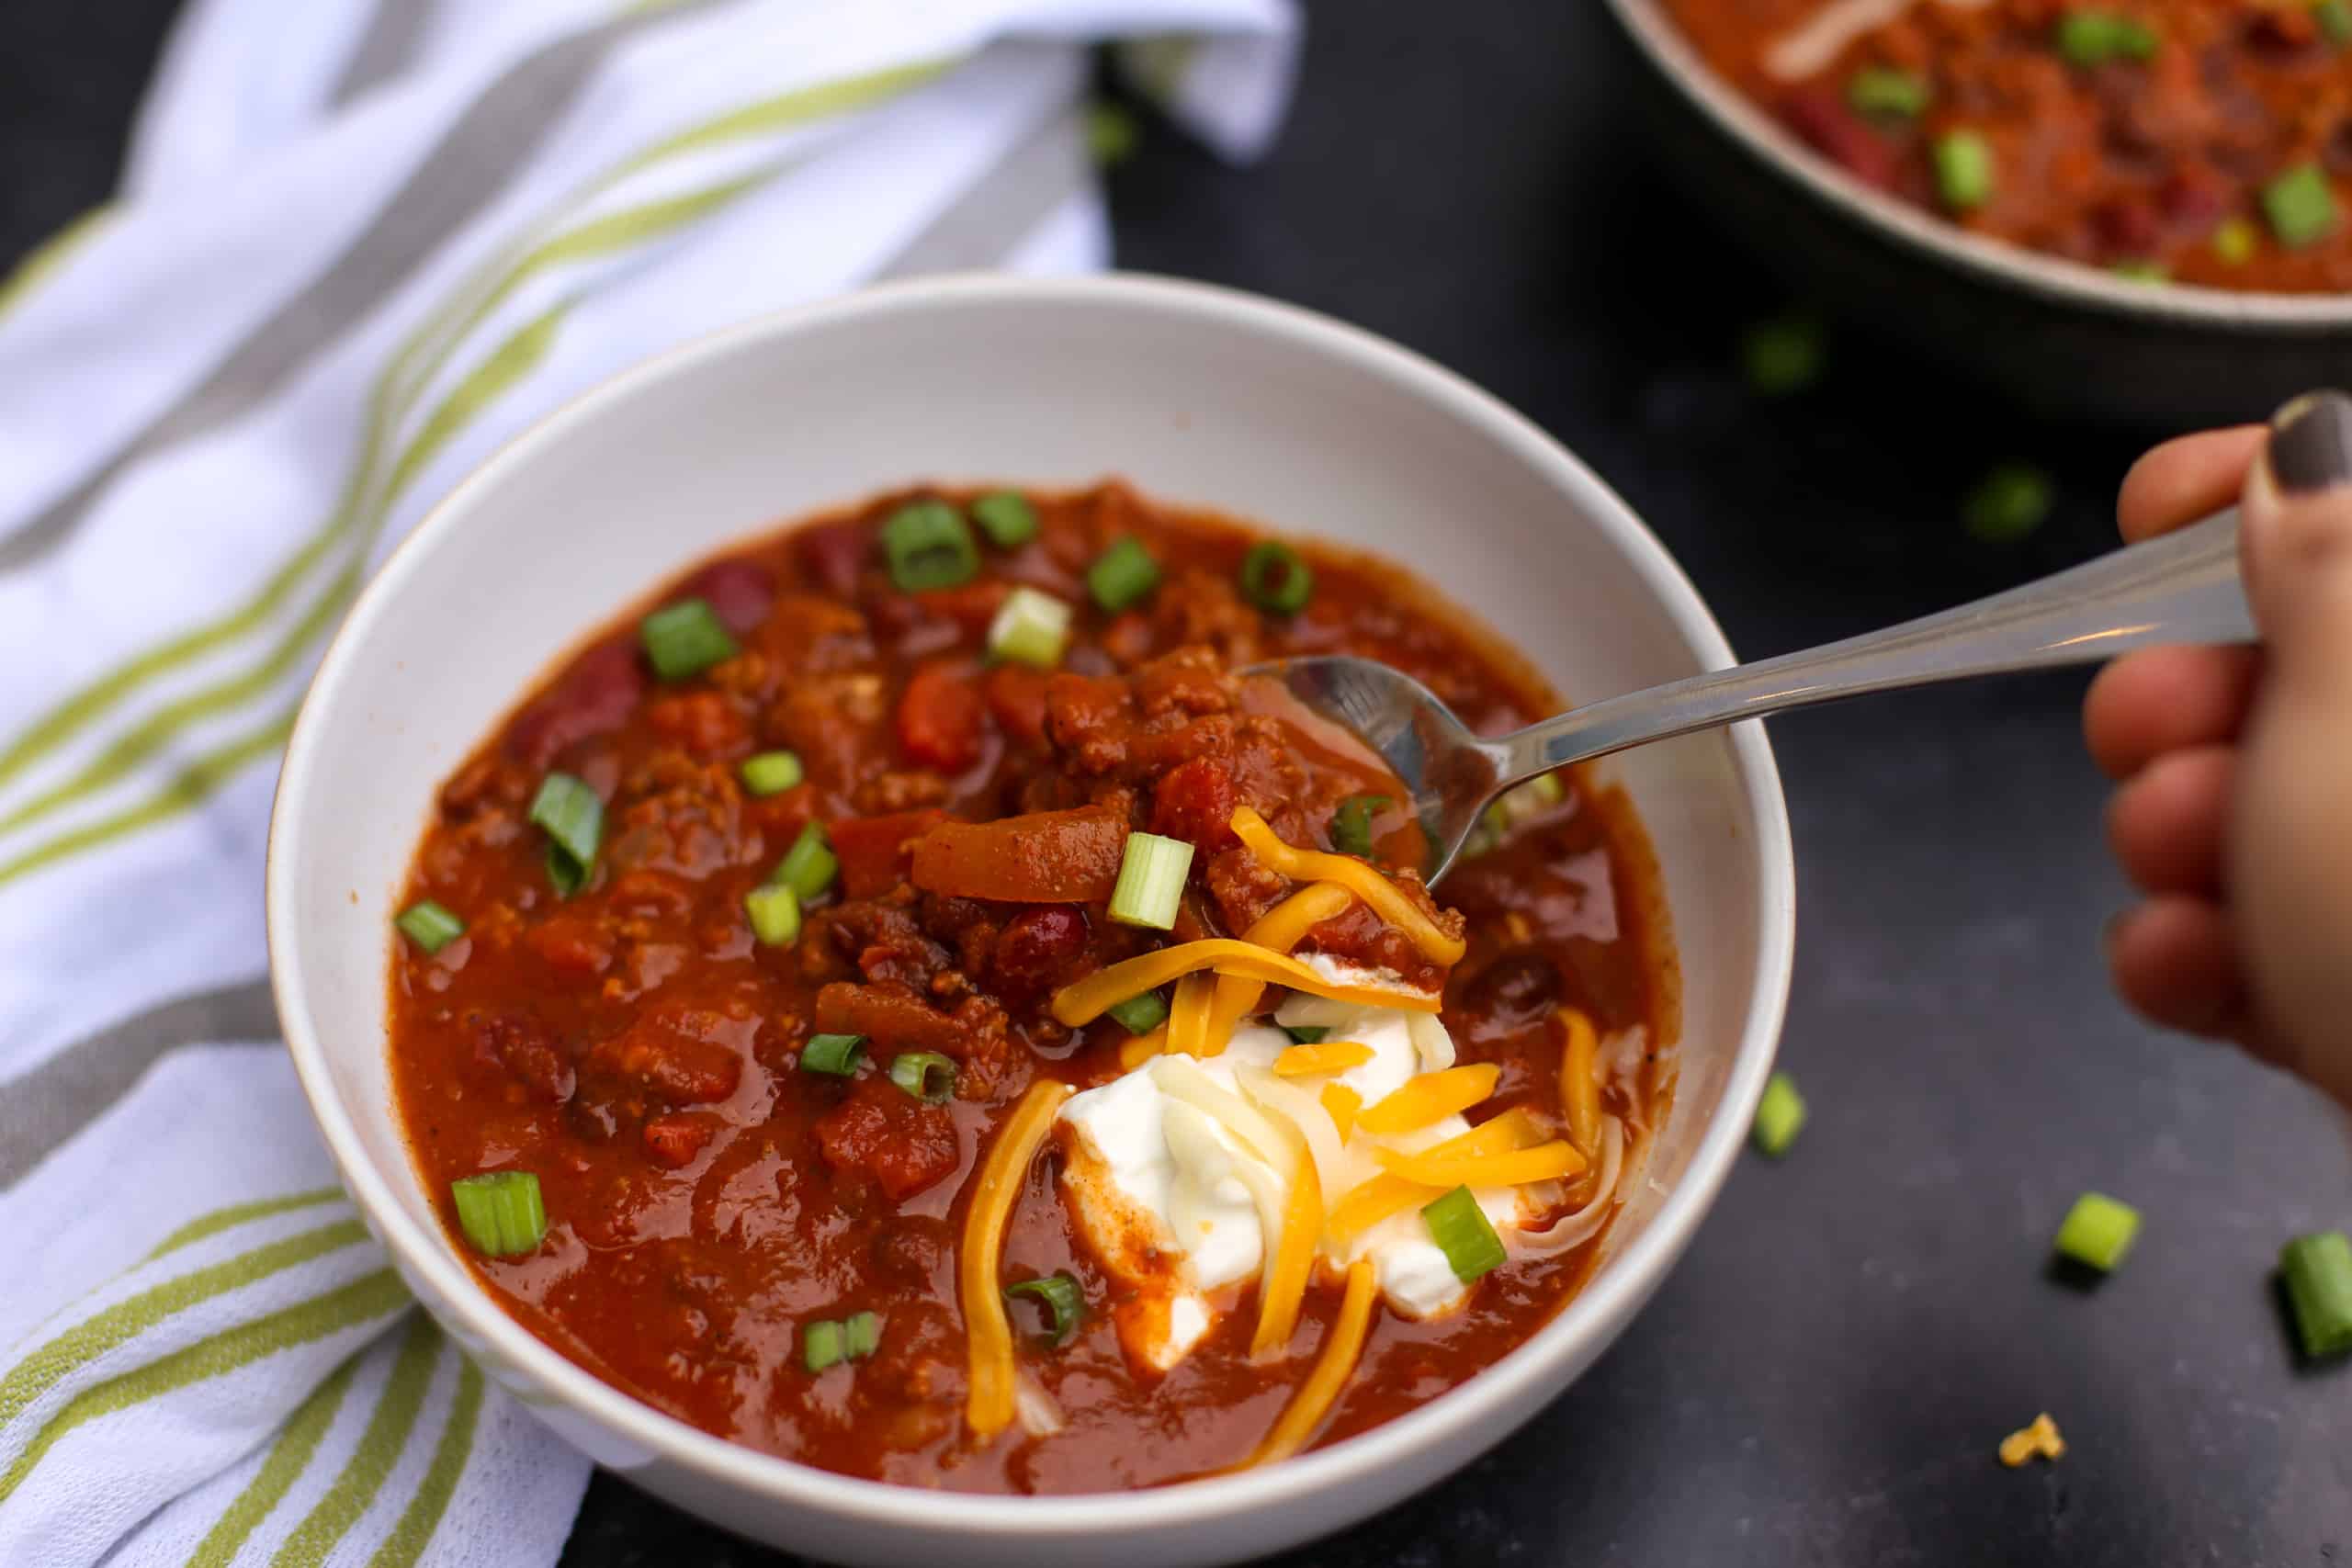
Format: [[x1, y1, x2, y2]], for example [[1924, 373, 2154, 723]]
[[800, 1032, 866, 1076], [889, 1051, 957, 1104], [745, 884, 801, 947], [1421, 1186, 1507, 1283], [1752, 1071, 1806, 1156], [2212, 216, 2259, 265], [1933, 130, 1995, 211], [2280, 1232, 2352, 1359], [2053, 1191, 2142, 1272], [395, 899, 465, 954], [842, 1310, 882, 1359], [1238, 541, 1315, 615], [1004, 1274, 1087, 1345], [2319, 0, 2352, 47], [639, 597, 739, 681], [1962, 462, 2054, 544], [740, 750, 805, 797], [2262, 164, 2340, 250], [450, 1171, 546, 1257], [882, 500, 981, 593], [1846, 65, 1929, 118], [1087, 536, 1161, 615], [2109, 260, 2167, 285], [987, 586, 1074, 670], [1107, 831, 1193, 929], [772, 823, 839, 902], [529, 773, 602, 897], [1283, 1024, 1330, 1045], [1329, 794, 1394, 858], [970, 490, 1040, 548], [803, 1319, 846, 1372], [1086, 101, 1140, 168], [1739, 313, 1826, 397], [1106, 989, 1171, 1034]]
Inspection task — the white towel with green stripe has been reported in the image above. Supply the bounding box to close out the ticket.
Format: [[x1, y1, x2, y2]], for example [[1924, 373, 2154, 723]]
[[0, 0, 1295, 1562]]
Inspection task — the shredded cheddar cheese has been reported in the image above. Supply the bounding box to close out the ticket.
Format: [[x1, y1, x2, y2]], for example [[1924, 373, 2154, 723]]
[[1246, 1258, 1379, 1468], [1320, 1083, 1362, 1142], [1558, 1008, 1601, 1157], [1274, 1042, 1376, 1077], [1327, 1170, 1447, 1243], [1332, 1109, 1557, 1230], [960, 1080, 1073, 1438], [1208, 882, 1357, 1042], [1999, 1413, 2066, 1468], [1167, 973, 1216, 1057], [1354, 1063, 1501, 1135], [1229, 807, 1465, 965], [1250, 1109, 1324, 1359], [1374, 1140, 1585, 1189], [1052, 940, 1440, 1027], [1117, 1026, 1169, 1071]]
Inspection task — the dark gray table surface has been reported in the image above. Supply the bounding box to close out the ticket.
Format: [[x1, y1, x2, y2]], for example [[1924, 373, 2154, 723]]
[[8, 4, 2347, 1563]]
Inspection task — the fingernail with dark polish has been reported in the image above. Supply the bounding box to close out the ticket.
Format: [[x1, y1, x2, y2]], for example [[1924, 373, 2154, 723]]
[[2267, 389, 2352, 494]]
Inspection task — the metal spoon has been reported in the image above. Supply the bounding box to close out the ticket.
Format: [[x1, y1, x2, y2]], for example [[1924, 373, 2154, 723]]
[[1247, 508, 2252, 884]]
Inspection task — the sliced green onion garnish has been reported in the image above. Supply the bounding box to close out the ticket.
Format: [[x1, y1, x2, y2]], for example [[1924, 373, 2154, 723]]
[[1107, 831, 1193, 929], [1845, 65, 1929, 118], [740, 750, 804, 797], [1457, 821, 1500, 861], [1238, 541, 1314, 615], [2054, 9, 2157, 65], [882, 500, 981, 593], [1739, 313, 1826, 397], [1329, 794, 1393, 858], [2053, 1191, 2141, 1272], [1933, 130, 1995, 211], [987, 586, 1073, 670], [1421, 1186, 1506, 1283], [639, 597, 739, 681], [529, 773, 602, 898], [1752, 1071, 1805, 1156], [396, 899, 465, 954], [843, 1309, 881, 1359], [1962, 462, 2054, 544], [770, 822, 839, 902], [745, 883, 801, 947], [970, 491, 1039, 548], [2109, 260, 2167, 285], [1004, 1273, 1086, 1346], [1086, 536, 1160, 615], [889, 1051, 957, 1104], [1492, 772, 1565, 830], [450, 1171, 546, 1257], [2320, 0, 2352, 46], [2281, 1232, 2352, 1359], [803, 1318, 845, 1372], [2212, 216, 2258, 265], [1106, 989, 1170, 1034], [1283, 1024, 1330, 1044], [2263, 163, 2340, 250], [801, 1032, 866, 1076]]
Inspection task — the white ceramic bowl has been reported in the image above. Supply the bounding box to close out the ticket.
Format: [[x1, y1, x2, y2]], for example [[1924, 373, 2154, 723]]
[[267, 274, 1794, 1567]]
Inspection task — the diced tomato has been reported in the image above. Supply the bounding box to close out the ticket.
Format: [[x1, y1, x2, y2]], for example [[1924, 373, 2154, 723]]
[[1149, 757, 1238, 851], [526, 916, 615, 980], [895, 664, 988, 772], [982, 663, 1052, 748], [813, 982, 972, 1056], [676, 558, 775, 635], [815, 1077, 958, 1200], [915, 580, 1010, 637], [829, 808, 946, 899], [641, 1112, 718, 1169]]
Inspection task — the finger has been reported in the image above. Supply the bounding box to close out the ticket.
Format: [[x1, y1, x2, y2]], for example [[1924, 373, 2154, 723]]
[[2104, 745, 2234, 898], [2081, 643, 2262, 781], [2240, 392, 2352, 706], [2105, 895, 2245, 1038], [2117, 426, 2265, 543]]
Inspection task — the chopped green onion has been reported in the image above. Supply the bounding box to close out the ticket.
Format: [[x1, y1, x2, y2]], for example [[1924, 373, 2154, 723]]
[[1238, 541, 1315, 615], [1421, 1186, 1507, 1283], [745, 884, 801, 947], [529, 773, 602, 898], [882, 500, 981, 593], [1086, 536, 1160, 615], [771, 822, 839, 902], [639, 597, 738, 681], [2263, 164, 2340, 250], [396, 899, 465, 954], [1107, 831, 1193, 929], [1004, 1273, 1087, 1346], [889, 1051, 957, 1104], [987, 586, 1074, 670], [970, 490, 1039, 547], [2055, 9, 2157, 65], [802, 1318, 845, 1371], [1933, 130, 1995, 211], [1457, 821, 1500, 861], [2319, 0, 2352, 46], [2053, 1191, 2142, 1272], [1106, 990, 1170, 1034], [2213, 216, 2259, 265], [1329, 794, 1393, 858], [843, 1309, 881, 1359], [2280, 1232, 2352, 1359], [450, 1171, 546, 1257], [740, 750, 805, 797], [2109, 260, 2167, 285], [1846, 65, 1929, 118], [1491, 772, 1565, 831], [1086, 101, 1140, 168], [1752, 1071, 1805, 1156], [1282, 1024, 1330, 1045], [1962, 462, 2055, 544], [1739, 313, 1826, 397], [801, 1032, 866, 1076]]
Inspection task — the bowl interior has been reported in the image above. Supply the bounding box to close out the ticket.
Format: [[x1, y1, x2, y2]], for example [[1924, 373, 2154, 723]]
[[270, 275, 1792, 1556]]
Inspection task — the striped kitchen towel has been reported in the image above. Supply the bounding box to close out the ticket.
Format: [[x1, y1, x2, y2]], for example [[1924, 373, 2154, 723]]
[[0, 2, 1296, 1563]]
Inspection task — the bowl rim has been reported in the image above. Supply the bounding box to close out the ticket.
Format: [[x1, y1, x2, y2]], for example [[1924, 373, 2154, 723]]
[[1600, 0, 2352, 330], [266, 270, 1796, 1539]]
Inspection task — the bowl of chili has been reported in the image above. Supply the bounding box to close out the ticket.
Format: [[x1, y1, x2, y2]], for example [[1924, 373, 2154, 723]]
[[1601, 0, 2352, 426], [266, 273, 1795, 1565]]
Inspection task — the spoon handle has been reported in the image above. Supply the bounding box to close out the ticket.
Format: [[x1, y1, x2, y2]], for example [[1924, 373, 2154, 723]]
[[1499, 507, 2252, 779]]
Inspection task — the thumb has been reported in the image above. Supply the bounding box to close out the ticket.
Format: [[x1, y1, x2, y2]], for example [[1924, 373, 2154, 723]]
[[2242, 389, 2352, 699]]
